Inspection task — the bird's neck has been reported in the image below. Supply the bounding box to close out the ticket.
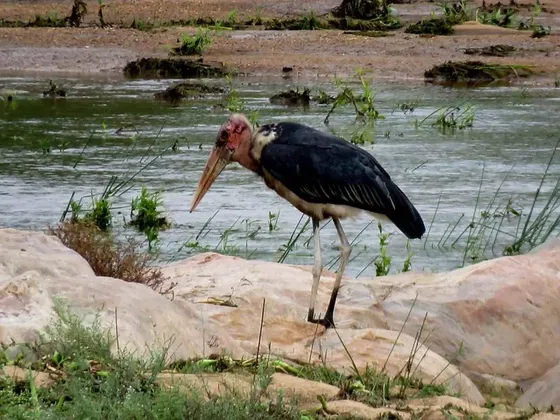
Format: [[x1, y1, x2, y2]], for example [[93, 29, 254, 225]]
[[231, 133, 261, 174]]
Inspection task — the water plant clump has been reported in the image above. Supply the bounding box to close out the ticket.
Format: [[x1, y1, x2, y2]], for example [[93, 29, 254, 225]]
[[154, 81, 225, 104], [42, 80, 66, 98], [269, 88, 311, 108], [464, 45, 517, 57], [130, 186, 170, 250], [424, 61, 533, 86], [123, 57, 228, 79], [170, 28, 213, 56], [405, 0, 471, 35], [405, 18, 455, 35], [324, 69, 384, 124]]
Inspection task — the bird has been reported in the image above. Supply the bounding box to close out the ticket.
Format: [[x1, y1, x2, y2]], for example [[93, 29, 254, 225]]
[[190, 113, 426, 328]]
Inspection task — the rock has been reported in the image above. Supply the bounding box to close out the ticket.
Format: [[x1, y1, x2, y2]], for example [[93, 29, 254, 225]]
[[156, 372, 254, 399], [268, 373, 341, 405], [375, 243, 560, 383], [516, 362, 560, 413], [531, 414, 560, 420], [1, 365, 55, 388], [3, 228, 558, 409], [156, 371, 341, 405], [0, 229, 243, 360], [161, 253, 484, 404], [123, 57, 228, 79], [325, 400, 406, 419], [161, 241, 560, 390], [154, 82, 225, 104], [468, 372, 521, 398]]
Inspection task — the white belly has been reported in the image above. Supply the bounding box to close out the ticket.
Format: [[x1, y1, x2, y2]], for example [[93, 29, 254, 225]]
[[261, 169, 389, 222]]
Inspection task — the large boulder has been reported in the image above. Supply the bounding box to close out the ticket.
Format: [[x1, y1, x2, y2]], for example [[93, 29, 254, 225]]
[[516, 362, 560, 413], [0, 229, 483, 404], [162, 253, 483, 403], [0, 228, 243, 360], [160, 241, 560, 385]]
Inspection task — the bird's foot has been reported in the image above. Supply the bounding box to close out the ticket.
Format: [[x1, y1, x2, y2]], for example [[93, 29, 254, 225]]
[[307, 309, 335, 329], [308, 318, 335, 329]]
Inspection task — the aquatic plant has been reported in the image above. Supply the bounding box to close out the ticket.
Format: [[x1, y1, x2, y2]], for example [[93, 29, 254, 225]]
[[84, 197, 112, 231], [170, 28, 213, 56], [426, 142, 560, 265], [324, 69, 384, 124], [130, 187, 170, 251], [68, 0, 87, 27], [405, 18, 455, 35]]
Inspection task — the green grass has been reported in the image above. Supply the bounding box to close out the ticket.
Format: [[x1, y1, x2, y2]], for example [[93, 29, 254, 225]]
[[0, 301, 463, 419], [0, 302, 301, 419], [170, 29, 213, 56], [130, 186, 170, 251]]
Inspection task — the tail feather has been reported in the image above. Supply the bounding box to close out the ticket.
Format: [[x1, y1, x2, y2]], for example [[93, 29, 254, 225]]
[[386, 183, 426, 240]]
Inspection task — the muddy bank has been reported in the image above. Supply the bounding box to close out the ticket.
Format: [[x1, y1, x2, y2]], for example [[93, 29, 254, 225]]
[[1, 25, 559, 83], [0, 0, 559, 83]]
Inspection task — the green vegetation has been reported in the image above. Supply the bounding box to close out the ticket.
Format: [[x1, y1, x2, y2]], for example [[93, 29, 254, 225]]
[[49, 221, 170, 293], [324, 69, 384, 124], [170, 29, 213, 56], [130, 186, 170, 251], [424, 141, 560, 264], [0, 300, 462, 418], [405, 18, 454, 35], [414, 104, 475, 133], [405, 0, 471, 35]]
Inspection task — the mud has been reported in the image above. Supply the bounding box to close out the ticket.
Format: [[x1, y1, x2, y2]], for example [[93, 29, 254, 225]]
[[123, 57, 228, 79], [0, 0, 559, 83]]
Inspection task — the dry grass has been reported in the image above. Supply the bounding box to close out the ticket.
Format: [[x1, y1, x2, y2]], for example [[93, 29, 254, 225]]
[[48, 220, 173, 297]]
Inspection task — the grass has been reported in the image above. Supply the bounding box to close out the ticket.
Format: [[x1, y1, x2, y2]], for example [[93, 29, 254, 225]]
[[0, 302, 302, 419], [130, 186, 170, 251], [0, 300, 463, 419], [170, 29, 213, 56], [324, 69, 384, 124], [48, 220, 170, 294], [426, 141, 560, 264]]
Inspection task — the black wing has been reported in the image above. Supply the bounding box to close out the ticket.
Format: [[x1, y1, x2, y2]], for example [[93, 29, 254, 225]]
[[259, 122, 425, 239]]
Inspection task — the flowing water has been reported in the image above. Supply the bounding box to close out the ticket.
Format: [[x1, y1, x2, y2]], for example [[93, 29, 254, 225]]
[[1, 74, 559, 277]]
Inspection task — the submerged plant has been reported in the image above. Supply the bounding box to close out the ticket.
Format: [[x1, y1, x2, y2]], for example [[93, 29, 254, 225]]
[[415, 104, 475, 133]]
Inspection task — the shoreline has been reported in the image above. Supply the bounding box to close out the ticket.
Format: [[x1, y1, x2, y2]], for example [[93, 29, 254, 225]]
[[0, 1, 560, 85]]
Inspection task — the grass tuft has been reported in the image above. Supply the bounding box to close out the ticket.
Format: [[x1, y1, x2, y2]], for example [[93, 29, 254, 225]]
[[48, 220, 169, 293]]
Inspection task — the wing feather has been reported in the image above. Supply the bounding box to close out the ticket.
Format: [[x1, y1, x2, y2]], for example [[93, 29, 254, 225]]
[[258, 122, 426, 239]]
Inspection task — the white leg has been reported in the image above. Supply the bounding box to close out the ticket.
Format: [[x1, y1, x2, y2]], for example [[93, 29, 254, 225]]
[[323, 217, 351, 327], [307, 218, 322, 322]]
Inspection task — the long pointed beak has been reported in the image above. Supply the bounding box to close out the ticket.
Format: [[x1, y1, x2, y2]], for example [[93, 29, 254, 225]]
[[190, 146, 232, 212]]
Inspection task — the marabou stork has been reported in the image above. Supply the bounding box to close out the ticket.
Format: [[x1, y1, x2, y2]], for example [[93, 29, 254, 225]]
[[190, 114, 426, 328]]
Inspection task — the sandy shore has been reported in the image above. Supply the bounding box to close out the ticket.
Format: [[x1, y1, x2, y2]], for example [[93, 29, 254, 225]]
[[0, 0, 559, 83]]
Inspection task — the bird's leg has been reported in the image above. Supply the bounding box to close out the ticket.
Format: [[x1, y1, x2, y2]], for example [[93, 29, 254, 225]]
[[307, 218, 323, 323], [321, 217, 351, 328]]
